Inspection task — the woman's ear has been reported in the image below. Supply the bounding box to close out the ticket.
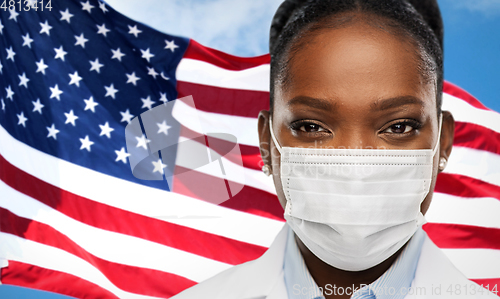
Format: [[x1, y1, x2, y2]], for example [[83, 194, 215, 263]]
[[439, 111, 455, 172], [258, 110, 271, 170]]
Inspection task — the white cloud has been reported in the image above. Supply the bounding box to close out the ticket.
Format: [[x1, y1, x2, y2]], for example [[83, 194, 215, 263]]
[[104, 0, 283, 56]]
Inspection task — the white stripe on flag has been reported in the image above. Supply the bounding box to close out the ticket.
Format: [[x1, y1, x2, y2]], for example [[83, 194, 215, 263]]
[[177, 58, 270, 92], [0, 232, 160, 299], [443, 93, 500, 134], [173, 99, 260, 147], [0, 125, 284, 248], [426, 192, 500, 229], [0, 180, 232, 283], [445, 146, 500, 187], [441, 248, 500, 279]]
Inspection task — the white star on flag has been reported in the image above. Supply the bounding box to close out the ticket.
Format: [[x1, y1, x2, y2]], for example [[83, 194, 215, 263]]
[[141, 96, 155, 110], [46, 124, 60, 140], [18, 73, 30, 88], [104, 84, 118, 99], [64, 110, 78, 126], [99, 1, 108, 13], [120, 109, 134, 123], [111, 48, 125, 61], [0, 20, 3, 34], [147, 66, 158, 78], [157, 120, 171, 135], [32, 99, 44, 114], [89, 58, 104, 73], [114, 147, 130, 163], [6, 47, 15, 61], [81, 1, 95, 13], [36, 59, 49, 75], [79, 135, 94, 152], [5, 85, 14, 100], [159, 92, 168, 104], [99, 122, 114, 138], [22, 33, 34, 48], [39, 20, 52, 35], [97, 23, 110, 36], [83, 96, 99, 112], [69, 71, 83, 87], [60, 8, 74, 23], [126, 72, 141, 86], [9, 9, 19, 22], [54, 46, 68, 61], [135, 134, 151, 150], [152, 159, 167, 174], [75, 33, 89, 48], [17, 111, 27, 127], [141, 48, 154, 62], [49, 84, 63, 100], [1, 99, 5, 111], [128, 25, 142, 38], [165, 40, 179, 52]]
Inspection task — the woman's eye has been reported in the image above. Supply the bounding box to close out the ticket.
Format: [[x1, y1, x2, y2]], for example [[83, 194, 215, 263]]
[[384, 123, 414, 134], [299, 123, 326, 133]]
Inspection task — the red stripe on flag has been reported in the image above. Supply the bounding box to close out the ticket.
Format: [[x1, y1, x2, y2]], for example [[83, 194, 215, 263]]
[[424, 223, 500, 250], [184, 40, 270, 70], [469, 279, 500, 297], [0, 154, 267, 265], [454, 122, 500, 155], [177, 81, 269, 118], [436, 173, 500, 201], [0, 208, 196, 298], [172, 166, 284, 221], [218, 184, 284, 222], [1, 261, 119, 299], [444, 81, 491, 111]]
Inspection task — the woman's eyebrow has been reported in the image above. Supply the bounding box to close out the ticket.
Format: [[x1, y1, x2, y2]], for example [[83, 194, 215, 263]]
[[287, 96, 336, 111], [371, 96, 425, 111]]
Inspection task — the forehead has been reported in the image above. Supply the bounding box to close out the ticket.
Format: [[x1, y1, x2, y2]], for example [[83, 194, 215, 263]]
[[276, 17, 434, 111]]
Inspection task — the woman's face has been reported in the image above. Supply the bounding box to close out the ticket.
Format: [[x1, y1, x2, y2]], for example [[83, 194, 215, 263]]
[[259, 17, 454, 214]]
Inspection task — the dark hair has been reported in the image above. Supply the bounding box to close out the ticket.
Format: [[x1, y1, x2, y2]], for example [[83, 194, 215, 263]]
[[269, 0, 444, 114]]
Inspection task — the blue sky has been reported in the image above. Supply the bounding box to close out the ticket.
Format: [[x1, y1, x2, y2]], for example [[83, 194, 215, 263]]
[[1, 1, 499, 298]]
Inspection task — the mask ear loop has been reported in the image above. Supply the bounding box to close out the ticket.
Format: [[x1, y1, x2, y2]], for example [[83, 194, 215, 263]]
[[432, 113, 443, 157], [269, 117, 283, 154]]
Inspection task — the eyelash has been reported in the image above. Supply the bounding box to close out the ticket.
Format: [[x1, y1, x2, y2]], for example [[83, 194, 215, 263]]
[[290, 119, 423, 136], [381, 119, 422, 136], [290, 120, 329, 135]]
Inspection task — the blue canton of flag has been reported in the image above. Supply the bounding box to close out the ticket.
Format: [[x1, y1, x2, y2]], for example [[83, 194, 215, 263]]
[[0, 0, 189, 191]]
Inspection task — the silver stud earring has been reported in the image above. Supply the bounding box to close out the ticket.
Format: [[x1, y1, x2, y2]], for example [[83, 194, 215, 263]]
[[262, 164, 272, 176], [438, 157, 447, 171]]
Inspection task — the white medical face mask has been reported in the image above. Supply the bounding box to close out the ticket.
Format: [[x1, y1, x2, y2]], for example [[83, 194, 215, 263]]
[[269, 116, 442, 271]]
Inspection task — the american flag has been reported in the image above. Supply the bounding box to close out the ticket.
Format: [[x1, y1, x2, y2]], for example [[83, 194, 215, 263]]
[[0, 0, 498, 298]]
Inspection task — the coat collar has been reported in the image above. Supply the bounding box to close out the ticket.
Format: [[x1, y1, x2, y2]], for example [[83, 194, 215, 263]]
[[405, 236, 498, 298], [173, 224, 497, 299]]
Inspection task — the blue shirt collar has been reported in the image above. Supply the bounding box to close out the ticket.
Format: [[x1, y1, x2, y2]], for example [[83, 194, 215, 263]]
[[283, 225, 425, 299]]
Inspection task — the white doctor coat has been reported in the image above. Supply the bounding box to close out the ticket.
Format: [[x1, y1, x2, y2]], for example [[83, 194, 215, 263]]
[[172, 224, 497, 299]]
